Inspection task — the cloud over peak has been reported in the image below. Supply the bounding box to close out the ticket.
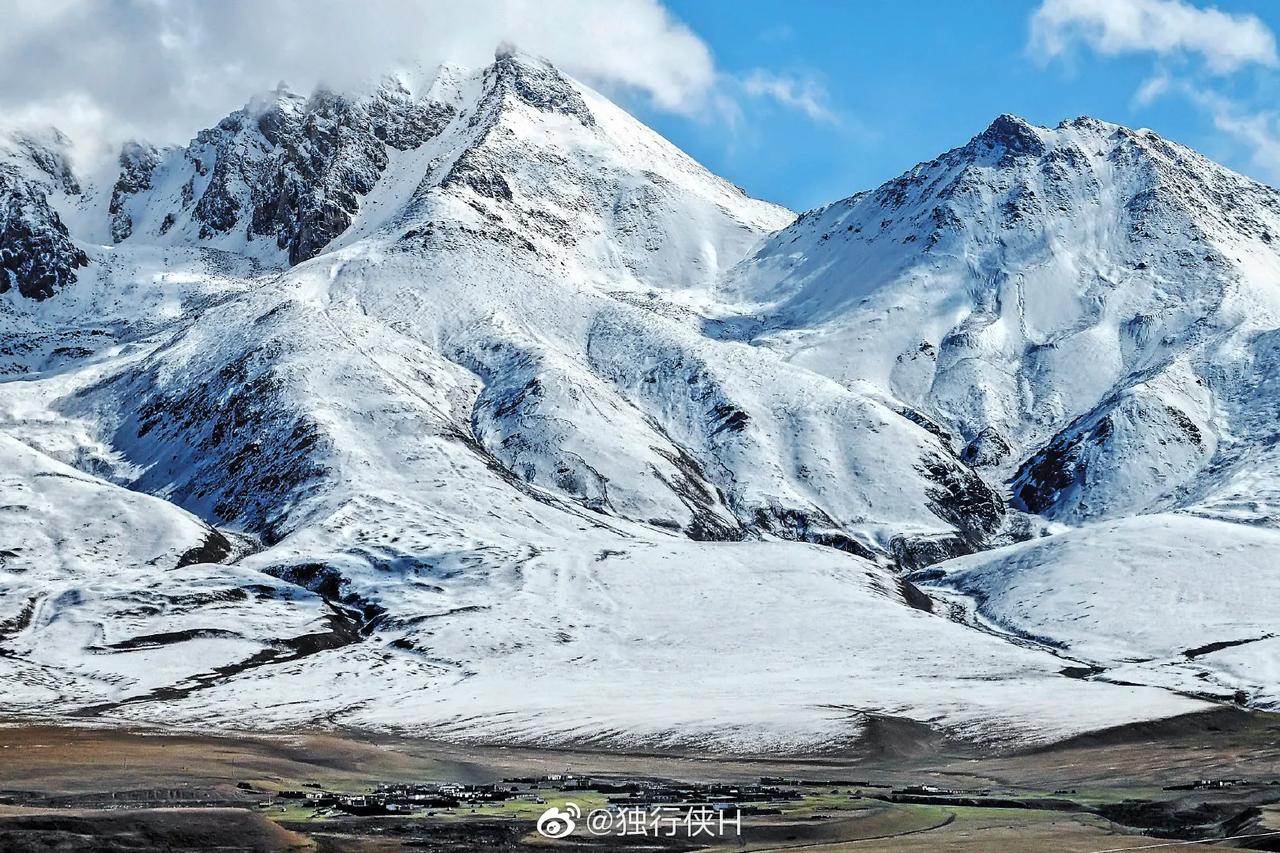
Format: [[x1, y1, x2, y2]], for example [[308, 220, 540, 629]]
[[0, 0, 718, 157], [1030, 0, 1277, 73]]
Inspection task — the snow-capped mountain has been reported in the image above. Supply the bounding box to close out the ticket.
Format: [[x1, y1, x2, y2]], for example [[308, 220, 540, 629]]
[[1, 51, 1276, 751], [725, 114, 1280, 526]]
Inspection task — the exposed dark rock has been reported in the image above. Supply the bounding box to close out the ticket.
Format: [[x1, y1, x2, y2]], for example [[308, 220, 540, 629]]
[[961, 426, 1011, 467], [1011, 416, 1112, 514], [890, 533, 973, 573], [897, 405, 957, 447], [99, 628, 243, 651], [1183, 635, 1273, 659], [113, 338, 332, 544], [918, 453, 1004, 541], [489, 53, 595, 127], [109, 142, 162, 242], [113, 83, 456, 265], [1060, 665, 1107, 679], [973, 114, 1046, 162], [1165, 404, 1204, 448], [898, 578, 934, 612], [264, 562, 347, 600], [651, 445, 747, 542], [710, 403, 750, 436], [0, 167, 89, 300], [263, 562, 388, 635], [443, 157, 513, 201], [175, 528, 234, 568], [0, 596, 39, 647], [752, 505, 879, 560]]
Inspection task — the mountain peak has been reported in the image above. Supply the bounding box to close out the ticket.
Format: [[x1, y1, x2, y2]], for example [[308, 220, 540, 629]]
[[1056, 114, 1121, 133], [972, 113, 1045, 158], [484, 47, 595, 126]]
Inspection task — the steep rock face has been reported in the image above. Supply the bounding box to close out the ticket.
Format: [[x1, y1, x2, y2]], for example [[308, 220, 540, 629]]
[[0, 130, 89, 300], [247, 85, 456, 264], [0, 166, 88, 300], [961, 426, 1012, 467], [481, 50, 596, 126], [109, 142, 162, 242], [109, 77, 457, 263]]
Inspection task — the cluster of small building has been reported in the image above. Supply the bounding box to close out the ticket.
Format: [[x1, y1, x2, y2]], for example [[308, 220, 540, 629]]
[[505, 774, 805, 807], [245, 773, 826, 818], [252, 781, 525, 816], [606, 781, 802, 809], [893, 784, 972, 796], [1163, 778, 1251, 791]]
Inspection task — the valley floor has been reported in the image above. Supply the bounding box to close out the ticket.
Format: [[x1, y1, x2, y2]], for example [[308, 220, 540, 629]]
[[1, 710, 1277, 851]]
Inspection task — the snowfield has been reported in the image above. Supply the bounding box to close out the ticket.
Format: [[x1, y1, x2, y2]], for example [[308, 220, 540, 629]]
[[1, 50, 1277, 752], [915, 514, 1280, 711]]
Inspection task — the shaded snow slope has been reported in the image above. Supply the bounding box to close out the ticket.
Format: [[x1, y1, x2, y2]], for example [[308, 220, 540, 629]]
[[0, 434, 336, 714]]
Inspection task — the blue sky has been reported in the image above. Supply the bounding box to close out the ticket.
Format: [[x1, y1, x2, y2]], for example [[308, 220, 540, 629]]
[[624, 1, 1280, 211]]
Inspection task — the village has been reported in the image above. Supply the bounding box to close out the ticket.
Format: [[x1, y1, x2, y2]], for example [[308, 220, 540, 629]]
[[240, 774, 878, 819]]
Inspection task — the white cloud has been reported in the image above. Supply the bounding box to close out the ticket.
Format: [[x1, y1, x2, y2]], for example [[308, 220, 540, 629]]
[[1027, 0, 1280, 187], [1132, 71, 1171, 107], [741, 70, 837, 124], [0, 0, 719, 160], [1184, 87, 1280, 183], [1029, 0, 1277, 73]]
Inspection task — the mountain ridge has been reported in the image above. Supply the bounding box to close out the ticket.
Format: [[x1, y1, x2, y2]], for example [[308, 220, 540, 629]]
[[1, 53, 1277, 751]]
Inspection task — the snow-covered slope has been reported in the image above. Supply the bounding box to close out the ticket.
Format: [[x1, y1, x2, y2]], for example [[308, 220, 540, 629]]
[[0, 434, 339, 714], [48, 53, 1004, 559], [915, 514, 1280, 711], [1, 57, 1276, 752], [725, 114, 1280, 525]]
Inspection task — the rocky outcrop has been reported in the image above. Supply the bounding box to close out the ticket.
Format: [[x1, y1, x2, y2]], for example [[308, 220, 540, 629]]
[[245, 85, 455, 264], [961, 427, 1011, 467], [890, 533, 972, 573], [109, 142, 162, 242], [0, 166, 88, 300], [485, 50, 595, 127], [112, 79, 457, 264]]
